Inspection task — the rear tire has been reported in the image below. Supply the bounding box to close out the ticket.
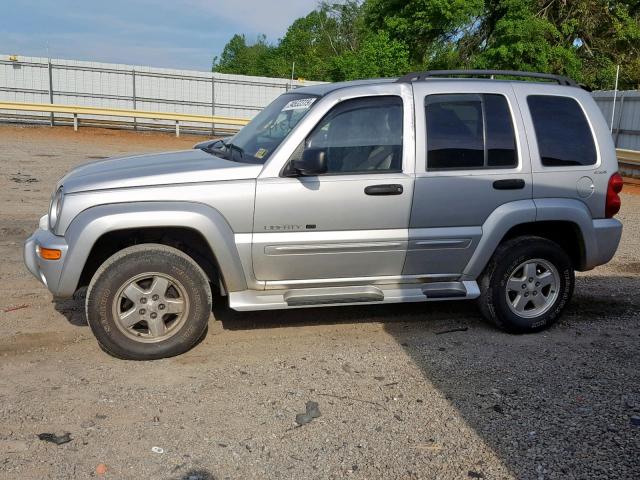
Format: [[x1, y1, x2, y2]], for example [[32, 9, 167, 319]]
[[478, 236, 574, 333], [86, 244, 212, 360]]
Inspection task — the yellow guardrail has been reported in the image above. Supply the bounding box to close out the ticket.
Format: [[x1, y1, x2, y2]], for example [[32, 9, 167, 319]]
[[0, 101, 636, 150], [0, 101, 250, 136], [617, 148, 640, 166]]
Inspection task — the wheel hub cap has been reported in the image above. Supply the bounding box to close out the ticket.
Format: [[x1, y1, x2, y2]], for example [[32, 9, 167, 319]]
[[112, 272, 189, 343], [505, 259, 560, 318]]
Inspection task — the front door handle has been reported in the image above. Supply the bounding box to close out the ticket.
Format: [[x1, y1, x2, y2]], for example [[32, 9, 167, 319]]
[[364, 184, 403, 196], [493, 179, 525, 190]]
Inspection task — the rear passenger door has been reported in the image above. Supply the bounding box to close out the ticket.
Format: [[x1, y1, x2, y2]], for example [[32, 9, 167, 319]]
[[406, 82, 532, 276]]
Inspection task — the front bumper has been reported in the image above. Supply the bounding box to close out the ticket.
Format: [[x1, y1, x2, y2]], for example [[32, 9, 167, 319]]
[[24, 215, 69, 296]]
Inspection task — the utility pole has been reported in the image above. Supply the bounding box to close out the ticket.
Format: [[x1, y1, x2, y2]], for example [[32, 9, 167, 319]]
[[610, 64, 620, 134], [46, 41, 54, 126], [290, 62, 295, 90]]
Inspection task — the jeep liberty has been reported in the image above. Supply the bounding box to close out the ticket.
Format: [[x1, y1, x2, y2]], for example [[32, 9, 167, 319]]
[[24, 70, 624, 359]]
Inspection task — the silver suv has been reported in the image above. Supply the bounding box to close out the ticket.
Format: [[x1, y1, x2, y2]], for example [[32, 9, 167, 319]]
[[24, 70, 624, 360]]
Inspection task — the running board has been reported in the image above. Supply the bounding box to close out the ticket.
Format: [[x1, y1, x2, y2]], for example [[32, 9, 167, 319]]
[[423, 283, 469, 299], [229, 281, 479, 311], [285, 286, 384, 306]]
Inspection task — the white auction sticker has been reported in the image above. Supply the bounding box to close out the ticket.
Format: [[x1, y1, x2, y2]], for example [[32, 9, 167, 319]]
[[282, 98, 316, 111]]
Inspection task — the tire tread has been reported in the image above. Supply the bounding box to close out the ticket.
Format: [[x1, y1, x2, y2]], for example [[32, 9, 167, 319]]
[[86, 244, 212, 360], [478, 235, 574, 333]]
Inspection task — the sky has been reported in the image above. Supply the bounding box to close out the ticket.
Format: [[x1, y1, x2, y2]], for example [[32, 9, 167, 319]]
[[1, 0, 319, 71]]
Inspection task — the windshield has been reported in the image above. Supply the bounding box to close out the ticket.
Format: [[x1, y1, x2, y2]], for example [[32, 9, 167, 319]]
[[215, 93, 318, 164]]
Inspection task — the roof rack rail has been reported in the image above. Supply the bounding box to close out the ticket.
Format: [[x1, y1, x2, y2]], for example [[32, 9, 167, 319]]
[[396, 69, 578, 87]]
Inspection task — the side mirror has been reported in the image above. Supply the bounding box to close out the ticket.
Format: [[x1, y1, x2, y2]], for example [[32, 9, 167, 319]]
[[291, 148, 327, 176]]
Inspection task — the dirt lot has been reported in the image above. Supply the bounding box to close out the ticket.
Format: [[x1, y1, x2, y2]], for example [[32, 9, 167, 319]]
[[1, 124, 639, 480]]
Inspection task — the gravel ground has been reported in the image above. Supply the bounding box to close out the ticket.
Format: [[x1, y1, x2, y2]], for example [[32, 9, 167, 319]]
[[0, 124, 639, 480]]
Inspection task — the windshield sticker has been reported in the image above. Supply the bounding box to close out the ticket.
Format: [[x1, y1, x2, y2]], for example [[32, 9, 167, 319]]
[[282, 98, 316, 111], [255, 148, 268, 159]]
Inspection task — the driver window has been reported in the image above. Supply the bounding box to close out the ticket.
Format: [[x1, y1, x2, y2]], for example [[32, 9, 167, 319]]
[[304, 96, 403, 174]]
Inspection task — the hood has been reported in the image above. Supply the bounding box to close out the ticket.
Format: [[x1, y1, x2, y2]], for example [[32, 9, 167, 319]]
[[59, 149, 263, 193]]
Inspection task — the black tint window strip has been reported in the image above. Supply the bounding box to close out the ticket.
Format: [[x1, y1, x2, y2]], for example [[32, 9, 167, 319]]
[[481, 95, 488, 167], [485, 94, 518, 168]]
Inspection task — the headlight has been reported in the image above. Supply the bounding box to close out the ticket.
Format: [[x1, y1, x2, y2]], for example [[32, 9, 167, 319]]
[[48, 186, 64, 232]]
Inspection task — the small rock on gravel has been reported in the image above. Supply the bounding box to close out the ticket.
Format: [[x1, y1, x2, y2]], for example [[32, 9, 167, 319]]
[[295, 400, 322, 425], [36, 433, 72, 445]]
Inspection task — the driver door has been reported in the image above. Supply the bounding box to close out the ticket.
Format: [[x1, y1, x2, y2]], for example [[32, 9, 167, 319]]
[[252, 91, 415, 286]]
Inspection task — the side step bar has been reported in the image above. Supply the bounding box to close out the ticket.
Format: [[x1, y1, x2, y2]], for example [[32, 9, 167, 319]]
[[229, 281, 480, 311], [285, 286, 384, 307], [423, 282, 469, 299]]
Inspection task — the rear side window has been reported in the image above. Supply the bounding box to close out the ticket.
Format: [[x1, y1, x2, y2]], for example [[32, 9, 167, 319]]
[[425, 94, 517, 170], [527, 95, 597, 167]]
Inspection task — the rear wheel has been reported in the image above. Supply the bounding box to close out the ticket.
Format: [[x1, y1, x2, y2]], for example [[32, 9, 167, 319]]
[[478, 236, 574, 332], [86, 244, 212, 360]]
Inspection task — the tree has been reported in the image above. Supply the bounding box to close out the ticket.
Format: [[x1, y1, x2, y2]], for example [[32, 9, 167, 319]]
[[273, 9, 341, 80], [472, 0, 582, 79], [212, 0, 639, 89], [212, 34, 277, 77], [212, 1, 367, 81], [533, 0, 640, 89], [270, 1, 367, 80], [331, 30, 410, 80], [364, 0, 484, 66]]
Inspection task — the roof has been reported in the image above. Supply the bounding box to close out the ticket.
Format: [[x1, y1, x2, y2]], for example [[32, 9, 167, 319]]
[[291, 78, 395, 96], [288, 70, 583, 97]]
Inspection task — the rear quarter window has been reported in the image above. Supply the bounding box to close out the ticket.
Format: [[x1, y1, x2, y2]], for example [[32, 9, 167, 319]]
[[527, 95, 597, 167]]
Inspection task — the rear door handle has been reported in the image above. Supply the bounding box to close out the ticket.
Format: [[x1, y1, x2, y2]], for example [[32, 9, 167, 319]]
[[364, 184, 403, 196], [493, 179, 525, 190]]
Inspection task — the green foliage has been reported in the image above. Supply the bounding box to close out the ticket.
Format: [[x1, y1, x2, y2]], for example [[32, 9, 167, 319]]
[[472, 0, 583, 80], [364, 0, 484, 65], [555, 0, 640, 89], [274, 6, 356, 80], [212, 0, 640, 89], [331, 30, 411, 80], [213, 1, 366, 81], [212, 34, 277, 77]]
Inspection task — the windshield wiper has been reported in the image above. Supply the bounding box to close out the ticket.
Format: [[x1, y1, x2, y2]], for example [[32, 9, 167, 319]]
[[202, 139, 262, 163], [222, 140, 245, 161], [196, 138, 244, 162]]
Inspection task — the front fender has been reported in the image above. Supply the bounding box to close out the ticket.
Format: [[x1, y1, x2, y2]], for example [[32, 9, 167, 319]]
[[57, 201, 249, 296]]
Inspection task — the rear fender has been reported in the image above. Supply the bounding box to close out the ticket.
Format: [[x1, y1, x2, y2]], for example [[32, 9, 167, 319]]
[[462, 198, 604, 279]]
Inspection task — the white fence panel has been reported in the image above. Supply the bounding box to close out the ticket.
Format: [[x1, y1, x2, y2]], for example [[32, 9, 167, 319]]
[[593, 90, 640, 151], [0, 54, 325, 133]]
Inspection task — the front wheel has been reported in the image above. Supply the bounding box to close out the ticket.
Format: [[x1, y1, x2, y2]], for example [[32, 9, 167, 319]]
[[478, 236, 575, 333], [86, 244, 212, 360]]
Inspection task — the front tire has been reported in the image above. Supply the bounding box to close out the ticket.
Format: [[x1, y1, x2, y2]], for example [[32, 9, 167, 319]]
[[86, 244, 212, 360], [478, 236, 574, 333]]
